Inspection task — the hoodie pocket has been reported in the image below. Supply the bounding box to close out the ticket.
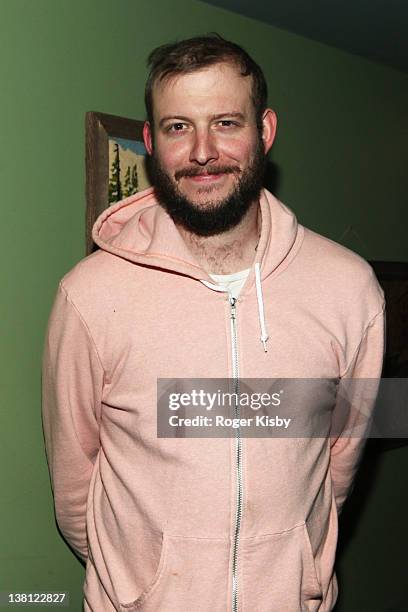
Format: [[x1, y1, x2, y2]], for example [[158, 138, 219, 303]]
[[119, 533, 230, 612], [241, 522, 323, 612], [118, 532, 168, 611]]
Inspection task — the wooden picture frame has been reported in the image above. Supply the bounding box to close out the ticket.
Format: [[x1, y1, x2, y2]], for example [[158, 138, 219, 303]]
[[85, 111, 150, 254]]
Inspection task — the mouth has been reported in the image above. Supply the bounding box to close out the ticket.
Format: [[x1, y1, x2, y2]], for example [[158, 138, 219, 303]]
[[185, 173, 227, 183], [175, 166, 240, 184]]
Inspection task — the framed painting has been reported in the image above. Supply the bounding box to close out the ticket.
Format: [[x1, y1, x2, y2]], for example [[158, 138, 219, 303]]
[[85, 111, 151, 254]]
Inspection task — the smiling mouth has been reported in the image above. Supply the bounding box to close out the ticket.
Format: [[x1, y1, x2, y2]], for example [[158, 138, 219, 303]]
[[175, 165, 241, 182], [186, 173, 226, 182]]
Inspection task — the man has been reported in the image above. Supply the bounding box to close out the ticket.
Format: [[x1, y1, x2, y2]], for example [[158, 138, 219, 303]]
[[42, 35, 385, 611]]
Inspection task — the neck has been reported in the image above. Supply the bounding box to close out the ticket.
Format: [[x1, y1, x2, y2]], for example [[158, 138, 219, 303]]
[[176, 201, 261, 275]]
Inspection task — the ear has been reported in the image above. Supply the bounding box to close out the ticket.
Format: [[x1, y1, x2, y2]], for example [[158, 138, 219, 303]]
[[143, 121, 153, 155], [261, 108, 277, 154]]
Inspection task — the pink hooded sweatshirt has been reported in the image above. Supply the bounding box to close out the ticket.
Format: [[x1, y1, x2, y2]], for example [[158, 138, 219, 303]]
[[42, 187, 385, 612]]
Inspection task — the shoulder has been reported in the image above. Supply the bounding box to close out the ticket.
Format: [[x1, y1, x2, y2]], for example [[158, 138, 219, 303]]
[[58, 248, 129, 314], [61, 249, 110, 290], [302, 227, 379, 289], [298, 227, 384, 320]]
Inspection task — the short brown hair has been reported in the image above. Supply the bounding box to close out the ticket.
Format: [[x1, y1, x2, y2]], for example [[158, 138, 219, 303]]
[[145, 34, 268, 131]]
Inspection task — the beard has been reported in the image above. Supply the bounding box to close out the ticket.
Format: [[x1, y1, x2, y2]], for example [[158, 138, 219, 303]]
[[148, 137, 266, 236]]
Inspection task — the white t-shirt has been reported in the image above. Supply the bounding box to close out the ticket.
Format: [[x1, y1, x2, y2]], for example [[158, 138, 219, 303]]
[[209, 268, 251, 299]]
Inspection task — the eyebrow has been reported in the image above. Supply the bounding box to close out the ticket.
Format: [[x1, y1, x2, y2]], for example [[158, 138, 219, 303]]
[[158, 112, 246, 127]]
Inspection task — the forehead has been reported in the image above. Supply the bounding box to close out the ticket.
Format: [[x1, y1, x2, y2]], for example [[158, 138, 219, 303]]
[[152, 62, 254, 120]]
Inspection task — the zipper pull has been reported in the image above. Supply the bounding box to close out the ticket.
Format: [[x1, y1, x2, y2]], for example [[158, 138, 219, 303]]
[[229, 296, 237, 319]]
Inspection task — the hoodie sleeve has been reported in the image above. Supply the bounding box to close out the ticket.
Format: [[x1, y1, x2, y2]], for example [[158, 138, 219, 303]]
[[330, 282, 385, 515], [41, 281, 103, 562]]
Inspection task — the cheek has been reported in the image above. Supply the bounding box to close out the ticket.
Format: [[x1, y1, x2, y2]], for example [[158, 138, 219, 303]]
[[155, 141, 188, 172], [215, 132, 258, 161], [220, 140, 254, 163]]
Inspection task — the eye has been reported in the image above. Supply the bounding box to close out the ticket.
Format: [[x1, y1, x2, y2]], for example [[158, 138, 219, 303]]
[[217, 120, 240, 128], [167, 122, 188, 132]]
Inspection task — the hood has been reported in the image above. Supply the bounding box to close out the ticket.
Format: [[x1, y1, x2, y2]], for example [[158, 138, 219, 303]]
[[92, 186, 304, 352], [92, 186, 302, 284]]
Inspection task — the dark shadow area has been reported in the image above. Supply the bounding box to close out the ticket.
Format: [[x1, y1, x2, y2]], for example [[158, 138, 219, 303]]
[[331, 439, 408, 611], [263, 159, 281, 197]]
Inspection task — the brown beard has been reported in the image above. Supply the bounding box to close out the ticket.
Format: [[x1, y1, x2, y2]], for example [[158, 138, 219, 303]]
[[148, 137, 266, 236]]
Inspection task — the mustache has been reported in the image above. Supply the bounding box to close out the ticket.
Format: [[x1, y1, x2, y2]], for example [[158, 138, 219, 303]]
[[174, 165, 241, 181]]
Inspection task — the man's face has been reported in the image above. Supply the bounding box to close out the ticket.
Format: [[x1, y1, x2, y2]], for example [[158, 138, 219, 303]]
[[143, 62, 275, 236]]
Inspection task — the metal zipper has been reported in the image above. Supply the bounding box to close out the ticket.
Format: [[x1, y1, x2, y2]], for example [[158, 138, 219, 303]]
[[229, 296, 243, 612]]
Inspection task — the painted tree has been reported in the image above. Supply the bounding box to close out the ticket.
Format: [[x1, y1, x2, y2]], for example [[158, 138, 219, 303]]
[[123, 166, 132, 197], [108, 142, 122, 203], [131, 164, 139, 194], [122, 163, 139, 197]]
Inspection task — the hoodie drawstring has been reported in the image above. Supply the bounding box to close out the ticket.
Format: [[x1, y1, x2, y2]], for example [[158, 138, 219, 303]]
[[201, 262, 269, 353], [254, 262, 269, 352]]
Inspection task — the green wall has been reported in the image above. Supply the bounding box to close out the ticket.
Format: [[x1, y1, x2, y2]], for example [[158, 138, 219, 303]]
[[0, 0, 406, 610]]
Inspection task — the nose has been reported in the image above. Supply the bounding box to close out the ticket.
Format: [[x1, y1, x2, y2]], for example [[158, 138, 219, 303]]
[[189, 128, 219, 165]]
